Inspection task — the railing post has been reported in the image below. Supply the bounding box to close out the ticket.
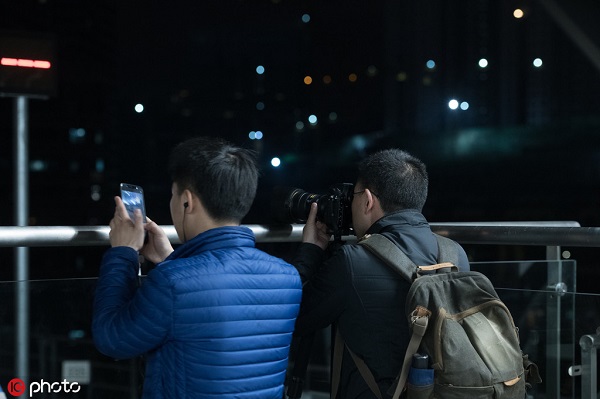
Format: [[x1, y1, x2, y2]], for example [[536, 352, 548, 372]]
[[545, 245, 562, 399], [129, 358, 138, 399], [579, 328, 599, 399], [14, 95, 30, 382]]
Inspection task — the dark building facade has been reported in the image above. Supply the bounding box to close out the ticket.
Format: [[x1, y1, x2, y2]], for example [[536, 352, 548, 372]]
[[1, 0, 600, 281]]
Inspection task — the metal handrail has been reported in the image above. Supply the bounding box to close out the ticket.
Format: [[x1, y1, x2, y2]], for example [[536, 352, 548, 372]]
[[0, 225, 303, 247], [1, 221, 599, 247]]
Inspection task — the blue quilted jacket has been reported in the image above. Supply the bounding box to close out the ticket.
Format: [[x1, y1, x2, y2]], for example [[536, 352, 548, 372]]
[[93, 226, 302, 399]]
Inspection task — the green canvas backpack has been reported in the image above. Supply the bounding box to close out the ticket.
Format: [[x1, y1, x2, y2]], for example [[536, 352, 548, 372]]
[[333, 233, 541, 399]]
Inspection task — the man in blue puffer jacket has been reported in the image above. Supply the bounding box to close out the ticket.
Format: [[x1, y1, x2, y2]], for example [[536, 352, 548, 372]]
[[92, 136, 302, 399]]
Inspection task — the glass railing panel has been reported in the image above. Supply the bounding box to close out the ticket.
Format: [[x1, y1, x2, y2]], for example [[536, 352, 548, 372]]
[[0, 278, 143, 398], [0, 260, 596, 399], [470, 259, 576, 294], [470, 260, 583, 399]]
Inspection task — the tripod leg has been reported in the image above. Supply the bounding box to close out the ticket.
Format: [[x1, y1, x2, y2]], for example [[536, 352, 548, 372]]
[[286, 333, 316, 399]]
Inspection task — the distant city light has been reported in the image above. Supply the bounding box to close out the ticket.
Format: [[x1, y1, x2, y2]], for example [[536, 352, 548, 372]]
[[69, 128, 86, 143], [91, 185, 101, 202], [256, 65, 265, 75], [328, 112, 338, 122], [135, 104, 144, 113], [396, 72, 408, 82], [301, 14, 311, 23], [460, 101, 470, 110], [96, 158, 105, 173], [352, 136, 367, 152], [448, 99, 459, 110], [366, 65, 378, 77], [323, 75, 332, 84], [513, 9, 524, 19], [248, 130, 264, 140], [304, 75, 313, 85], [271, 157, 281, 167], [533, 58, 543, 68], [478, 58, 488, 68], [348, 73, 358, 82], [296, 121, 305, 130], [256, 101, 265, 111], [426, 60, 436, 70], [30, 160, 48, 172], [308, 114, 318, 124]]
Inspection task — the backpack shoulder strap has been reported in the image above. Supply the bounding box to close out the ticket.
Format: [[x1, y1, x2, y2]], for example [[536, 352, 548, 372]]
[[358, 233, 417, 282], [434, 233, 461, 267], [358, 233, 462, 281], [332, 328, 383, 399]]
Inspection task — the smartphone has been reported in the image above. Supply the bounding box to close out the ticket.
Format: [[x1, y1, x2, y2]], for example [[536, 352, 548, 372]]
[[120, 183, 147, 222]]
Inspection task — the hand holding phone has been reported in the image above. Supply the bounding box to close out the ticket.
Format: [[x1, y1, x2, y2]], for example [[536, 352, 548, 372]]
[[120, 183, 147, 223]]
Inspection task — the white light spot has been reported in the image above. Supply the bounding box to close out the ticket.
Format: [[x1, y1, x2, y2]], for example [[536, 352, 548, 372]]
[[514, 9, 524, 19]]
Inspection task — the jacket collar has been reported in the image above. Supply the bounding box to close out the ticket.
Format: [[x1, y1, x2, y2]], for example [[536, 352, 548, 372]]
[[166, 226, 255, 260], [366, 209, 429, 235], [363, 209, 437, 266]]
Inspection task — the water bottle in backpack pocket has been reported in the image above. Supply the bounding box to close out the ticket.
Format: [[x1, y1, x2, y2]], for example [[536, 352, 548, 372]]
[[407, 353, 434, 399]]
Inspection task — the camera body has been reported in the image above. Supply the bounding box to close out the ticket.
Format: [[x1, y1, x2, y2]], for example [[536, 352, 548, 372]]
[[274, 183, 354, 240]]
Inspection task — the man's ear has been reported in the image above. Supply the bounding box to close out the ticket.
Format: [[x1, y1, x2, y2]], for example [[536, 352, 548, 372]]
[[182, 189, 194, 211], [365, 189, 385, 222], [364, 189, 376, 212]]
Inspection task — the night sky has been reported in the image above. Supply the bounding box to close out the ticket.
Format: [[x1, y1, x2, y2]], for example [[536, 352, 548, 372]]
[[1, 0, 600, 282]]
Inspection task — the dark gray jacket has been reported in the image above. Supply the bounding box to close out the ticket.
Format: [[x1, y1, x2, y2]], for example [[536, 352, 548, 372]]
[[293, 209, 470, 399]]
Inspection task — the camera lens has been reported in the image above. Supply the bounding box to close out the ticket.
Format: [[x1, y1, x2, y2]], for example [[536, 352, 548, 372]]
[[272, 183, 354, 240], [272, 187, 323, 223]]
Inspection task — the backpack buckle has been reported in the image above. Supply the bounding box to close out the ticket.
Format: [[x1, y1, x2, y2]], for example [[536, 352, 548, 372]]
[[411, 306, 431, 336]]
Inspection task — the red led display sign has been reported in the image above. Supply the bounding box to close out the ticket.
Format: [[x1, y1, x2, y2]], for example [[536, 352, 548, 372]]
[[0, 31, 57, 97], [1, 58, 52, 69]]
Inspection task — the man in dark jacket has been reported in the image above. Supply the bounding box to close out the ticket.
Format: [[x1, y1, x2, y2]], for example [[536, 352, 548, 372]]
[[293, 149, 469, 398], [92, 137, 302, 399]]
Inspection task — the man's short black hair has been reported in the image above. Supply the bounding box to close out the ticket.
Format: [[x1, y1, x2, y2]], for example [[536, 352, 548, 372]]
[[168, 136, 259, 222], [357, 149, 429, 213]]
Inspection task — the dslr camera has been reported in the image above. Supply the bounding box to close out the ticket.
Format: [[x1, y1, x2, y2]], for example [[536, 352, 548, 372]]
[[273, 183, 355, 240]]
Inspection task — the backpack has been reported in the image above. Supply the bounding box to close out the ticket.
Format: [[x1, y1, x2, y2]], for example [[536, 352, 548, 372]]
[[332, 233, 541, 399]]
